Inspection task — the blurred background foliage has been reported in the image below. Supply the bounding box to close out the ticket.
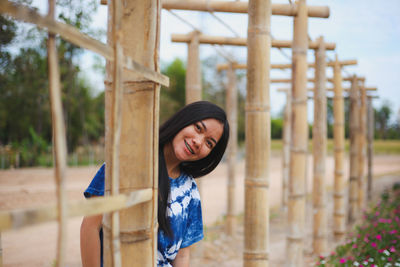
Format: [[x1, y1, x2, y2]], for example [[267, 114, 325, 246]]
[[0, 1, 399, 169]]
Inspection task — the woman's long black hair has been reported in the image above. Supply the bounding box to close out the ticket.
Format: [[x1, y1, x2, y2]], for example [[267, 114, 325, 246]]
[[158, 101, 229, 236]]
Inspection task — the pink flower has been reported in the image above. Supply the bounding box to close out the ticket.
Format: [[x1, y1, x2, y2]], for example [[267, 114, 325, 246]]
[[330, 251, 336, 256], [378, 249, 384, 253], [375, 211, 380, 216], [389, 229, 397, 234], [379, 218, 386, 223], [353, 244, 358, 248], [371, 242, 377, 248], [387, 219, 392, 224], [388, 257, 392, 262], [390, 246, 396, 252], [364, 237, 369, 243], [340, 258, 346, 263], [375, 234, 382, 240]]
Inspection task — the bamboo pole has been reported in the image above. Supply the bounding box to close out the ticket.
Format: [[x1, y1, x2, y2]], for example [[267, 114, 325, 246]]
[[185, 31, 202, 104], [367, 96, 374, 201], [348, 75, 360, 223], [172, 33, 335, 50], [244, 0, 271, 266], [0, 189, 152, 231], [0, 0, 169, 87], [162, 0, 329, 18], [270, 77, 364, 84], [333, 55, 346, 241], [281, 90, 291, 212], [104, 0, 160, 266], [216, 60, 357, 71], [357, 83, 367, 212], [312, 36, 327, 255], [47, 0, 68, 266], [287, 0, 308, 265], [225, 62, 238, 236], [277, 87, 377, 92]]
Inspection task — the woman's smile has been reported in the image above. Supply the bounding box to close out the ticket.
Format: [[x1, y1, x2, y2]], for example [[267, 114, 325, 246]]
[[184, 140, 194, 154]]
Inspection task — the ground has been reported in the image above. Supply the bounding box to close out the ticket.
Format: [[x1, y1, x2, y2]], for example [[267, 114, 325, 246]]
[[1, 154, 399, 266]]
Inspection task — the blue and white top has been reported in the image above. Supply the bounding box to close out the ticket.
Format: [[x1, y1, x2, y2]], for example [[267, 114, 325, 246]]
[[84, 164, 204, 267]]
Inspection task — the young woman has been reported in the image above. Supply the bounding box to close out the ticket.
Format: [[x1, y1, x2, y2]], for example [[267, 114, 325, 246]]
[[80, 101, 230, 267]]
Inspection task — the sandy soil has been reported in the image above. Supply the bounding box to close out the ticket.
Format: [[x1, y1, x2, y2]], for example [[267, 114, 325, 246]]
[[1, 154, 399, 266]]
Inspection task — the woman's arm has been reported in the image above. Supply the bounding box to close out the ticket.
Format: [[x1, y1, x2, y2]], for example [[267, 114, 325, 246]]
[[172, 246, 191, 267], [80, 214, 103, 267]]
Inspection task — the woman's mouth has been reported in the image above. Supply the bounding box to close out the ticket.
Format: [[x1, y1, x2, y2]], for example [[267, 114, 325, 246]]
[[184, 140, 194, 154]]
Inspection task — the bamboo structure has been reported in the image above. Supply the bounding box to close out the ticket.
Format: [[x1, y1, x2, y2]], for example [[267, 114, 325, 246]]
[[185, 30, 202, 104], [332, 55, 346, 241], [244, 0, 271, 265], [270, 77, 362, 84], [287, 0, 308, 265], [312, 36, 327, 255], [103, 0, 160, 265], [226, 62, 238, 235], [172, 33, 335, 50], [281, 89, 291, 212], [216, 60, 357, 71], [357, 83, 367, 212], [47, 0, 68, 265], [348, 75, 360, 223], [367, 96, 374, 201], [162, 0, 329, 18]]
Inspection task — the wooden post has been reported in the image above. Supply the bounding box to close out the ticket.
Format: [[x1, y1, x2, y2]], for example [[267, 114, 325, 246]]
[[348, 75, 359, 223], [367, 96, 374, 201], [312, 36, 327, 255], [244, 0, 271, 266], [47, 0, 68, 266], [332, 55, 346, 241], [226, 62, 238, 236], [104, 0, 160, 266], [287, 0, 308, 264], [281, 90, 291, 212], [185, 30, 202, 104], [357, 84, 367, 212]]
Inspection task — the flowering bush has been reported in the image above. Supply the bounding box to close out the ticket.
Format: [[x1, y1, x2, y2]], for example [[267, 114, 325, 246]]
[[316, 183, 400, 266]]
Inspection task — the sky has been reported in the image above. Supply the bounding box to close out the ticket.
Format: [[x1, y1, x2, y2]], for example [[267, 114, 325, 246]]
[[34, 0, 400, 123]]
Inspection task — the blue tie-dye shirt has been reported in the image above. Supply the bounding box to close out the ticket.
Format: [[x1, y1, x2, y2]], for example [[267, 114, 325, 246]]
[[84, 164, 204, 267]]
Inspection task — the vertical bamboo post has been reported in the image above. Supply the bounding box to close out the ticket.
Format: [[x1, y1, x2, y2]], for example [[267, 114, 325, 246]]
[[244, 0, 271, 266], [104, 0, 160, 266], [312, 36, 327, 255], [185, 30, 202, 104], [332, 55, 346, 241], [348, 75, 359, 223], [357, 84, 367, 212], [47, 0, 68, 266], [226, 61, 238, 235], [367, 96, 374, 201], [281, 89, 291, 212], [287, 0, 308, 265]]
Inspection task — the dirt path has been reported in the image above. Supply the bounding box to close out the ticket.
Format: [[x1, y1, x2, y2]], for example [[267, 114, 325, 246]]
[[1, 155, 399, 266]]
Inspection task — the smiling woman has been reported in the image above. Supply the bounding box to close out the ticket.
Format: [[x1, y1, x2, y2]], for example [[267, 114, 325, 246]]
[[80, 101, 229, 267]]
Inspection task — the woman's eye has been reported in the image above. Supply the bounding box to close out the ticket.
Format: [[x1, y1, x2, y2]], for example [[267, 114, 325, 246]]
[[195, 124, 201, 131], [207, 140, 213, 148]]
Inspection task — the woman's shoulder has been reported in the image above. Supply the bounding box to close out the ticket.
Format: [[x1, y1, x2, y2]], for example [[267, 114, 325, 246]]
[[169, 173, 199, 200]]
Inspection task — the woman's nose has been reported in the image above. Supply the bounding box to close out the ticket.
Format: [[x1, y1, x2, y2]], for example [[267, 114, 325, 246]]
[[192, 135, 202, 149]]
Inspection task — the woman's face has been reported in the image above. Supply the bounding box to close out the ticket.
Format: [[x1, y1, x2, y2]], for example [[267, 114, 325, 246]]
[[171, 118, 224, 162]]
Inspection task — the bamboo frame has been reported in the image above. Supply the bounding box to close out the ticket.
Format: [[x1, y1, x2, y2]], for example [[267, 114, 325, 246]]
[[225, 62, 238, 236], [216, 59, 357, 71], [357, 84, 367, 212], [332, 55, 346, 241], [348, 75, 360, 223], [172, 33, 335, 50], [270, 77, 364, 84], [185, 31, 202, 104], [277, 87, 377, 92], [281, 90, 291, 212], [287, 0, 308, 264], [367, 96, 374, 201], [162, 0, 329, 18], [0, 189, 152, 231], [244, 0, 271, 265], [103, 0, 160, 266], [0, 0, 169, 87], [312, 37, 328, 255], [47, 0, 68, 265]]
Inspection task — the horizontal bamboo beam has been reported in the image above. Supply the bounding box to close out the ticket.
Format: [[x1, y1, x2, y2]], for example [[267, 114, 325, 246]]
[[217, 60, 356, 71], [0, 189, 152, 231], [271, 76, 365, 83], [277, 87, 377, 92], [162, 0, 330, 18], [0, 0, 169, 87], [172, 33, 335, 50]]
